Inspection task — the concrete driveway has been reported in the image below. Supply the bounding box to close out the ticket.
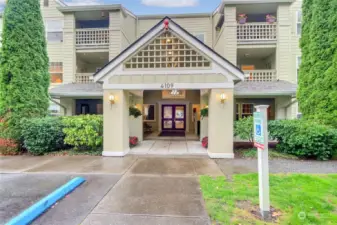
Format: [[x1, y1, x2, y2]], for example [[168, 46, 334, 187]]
[[1, 155, 336, 225]]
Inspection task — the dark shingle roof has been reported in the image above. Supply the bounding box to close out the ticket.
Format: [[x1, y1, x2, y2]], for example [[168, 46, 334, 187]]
[[49, 83, 103, 97], [49, 80, 297, 97], [234, 81, 297, 96]]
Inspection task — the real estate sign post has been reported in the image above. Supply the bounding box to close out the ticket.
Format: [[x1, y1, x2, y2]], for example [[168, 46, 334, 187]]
[[254, 105, 270, 220]]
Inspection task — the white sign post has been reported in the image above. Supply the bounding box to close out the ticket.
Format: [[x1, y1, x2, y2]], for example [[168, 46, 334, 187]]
[[254, 105, 270, 220]]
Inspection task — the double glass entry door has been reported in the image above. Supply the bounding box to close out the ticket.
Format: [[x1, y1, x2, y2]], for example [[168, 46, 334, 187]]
[[162, 105, 186, 130]]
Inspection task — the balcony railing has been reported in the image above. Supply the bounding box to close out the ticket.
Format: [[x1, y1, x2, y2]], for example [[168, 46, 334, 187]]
[[237, 22, 277, 43], [243, 70, 277, 82], [76, 28, 109, 47], [75, 73, 94, 83]]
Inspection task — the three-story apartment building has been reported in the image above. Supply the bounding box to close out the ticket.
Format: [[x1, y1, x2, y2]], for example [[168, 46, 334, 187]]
[[1, 0, 302, 157]]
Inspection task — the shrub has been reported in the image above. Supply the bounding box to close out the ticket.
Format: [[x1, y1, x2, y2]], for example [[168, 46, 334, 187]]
[[129, 136, 139, 147], [269, 120, 337, 160], [0, 138, 19, 155], [62, 115, 103, 150], [201, 108, 208, 118], [129, 107, 142, 118], [234, 116, 254, 143], [21, 117, 65, 156]]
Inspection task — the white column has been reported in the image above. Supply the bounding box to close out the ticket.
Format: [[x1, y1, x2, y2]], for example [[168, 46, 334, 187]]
[[207, 88, 234, 158], [103, 90, 130, 156]]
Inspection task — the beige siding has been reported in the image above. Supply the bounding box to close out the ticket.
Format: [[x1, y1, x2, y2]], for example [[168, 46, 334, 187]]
[[222, 6, 237, 65], [120, 13, 136, 50], [41, 0, 64, 77], [109, 11, 122, 59], [289, 0, 302, 84], [62, 13, 76, 83], [276, 3, 292, 81], [138, 16, 213, 47], [40, 0, 63, 19]]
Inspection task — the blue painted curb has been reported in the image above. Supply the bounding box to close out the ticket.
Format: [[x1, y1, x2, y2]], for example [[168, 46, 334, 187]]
[[6, 177, 86, 225]]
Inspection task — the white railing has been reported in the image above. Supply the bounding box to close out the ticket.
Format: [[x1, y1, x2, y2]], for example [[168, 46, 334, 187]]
[[76, 28, 109, 47], [243, 70, 277, 82], [75, 73, 94, 83], [237, 22, 277, 43]]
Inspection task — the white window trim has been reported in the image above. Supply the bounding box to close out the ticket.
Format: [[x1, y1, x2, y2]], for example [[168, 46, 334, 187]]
[[45, 19, 64, 43], [143, 104, 156, 122], [49, 62, 64, 84], [296, 11, 302, 36]]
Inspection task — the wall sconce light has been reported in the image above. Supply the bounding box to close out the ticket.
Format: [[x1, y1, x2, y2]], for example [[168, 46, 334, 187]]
[[109, 94, 115, 106], [220, 93, 227, 104]]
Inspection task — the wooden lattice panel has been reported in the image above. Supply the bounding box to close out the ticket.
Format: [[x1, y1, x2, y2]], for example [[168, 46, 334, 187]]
[[124, 31, 211, 69]]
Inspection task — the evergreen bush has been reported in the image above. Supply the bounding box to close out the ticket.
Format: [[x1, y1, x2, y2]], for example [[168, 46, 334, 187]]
[[269, 120, 337, 160], [0, 0, 50, 140], [298, 0, 337, 127], [21, 117, 64, 155]]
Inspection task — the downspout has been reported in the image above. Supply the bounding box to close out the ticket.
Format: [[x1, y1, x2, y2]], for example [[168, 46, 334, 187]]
[[50, 97, 67, 116]]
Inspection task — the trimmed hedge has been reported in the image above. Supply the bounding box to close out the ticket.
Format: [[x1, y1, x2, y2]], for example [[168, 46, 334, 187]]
[[21, 117, 65, 155], [269, 120, 337, 160], [62, 115, 103, 150]]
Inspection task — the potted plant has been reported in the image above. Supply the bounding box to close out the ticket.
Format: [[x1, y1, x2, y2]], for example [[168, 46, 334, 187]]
[[266, 14, 276, 23], [200, 107, 208, 119], [129, 106, 142, 118], [238, 14, 247, 24]]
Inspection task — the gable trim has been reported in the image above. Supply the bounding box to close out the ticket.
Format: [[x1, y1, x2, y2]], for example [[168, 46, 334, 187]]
[[94, 17, 244, 83]]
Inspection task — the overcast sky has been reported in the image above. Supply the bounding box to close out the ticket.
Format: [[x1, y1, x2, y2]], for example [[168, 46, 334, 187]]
[[0, 0, 221, 15]]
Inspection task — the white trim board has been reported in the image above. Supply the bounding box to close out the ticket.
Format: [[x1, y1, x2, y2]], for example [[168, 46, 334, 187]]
[[103, 83, 234, 90], [102, 149, 130, 157], [207, 151, 235, 159]]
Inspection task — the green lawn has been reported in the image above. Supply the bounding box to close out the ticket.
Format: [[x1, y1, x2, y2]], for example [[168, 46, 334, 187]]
[[200, 174, 337, 225]]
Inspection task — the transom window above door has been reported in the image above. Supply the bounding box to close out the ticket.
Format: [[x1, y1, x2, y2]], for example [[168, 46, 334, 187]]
[[124, 30, 211, 69]]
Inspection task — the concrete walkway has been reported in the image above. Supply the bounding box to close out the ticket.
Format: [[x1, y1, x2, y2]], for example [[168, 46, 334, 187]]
[[0, 155, 336, 225]]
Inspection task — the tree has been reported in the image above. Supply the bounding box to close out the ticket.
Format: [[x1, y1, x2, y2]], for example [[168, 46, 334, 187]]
[[297, 0, 337, 127], [0, 0, 50, 140]]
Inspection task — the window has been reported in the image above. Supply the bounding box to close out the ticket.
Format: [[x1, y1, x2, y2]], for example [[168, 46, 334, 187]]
[[236, 103, 255, 120], [46, 20, 63, 42], [49, 102, 61, 116], [49, 62, 63, 84], [44, 0, 49, 7], [143, 104, 155, 121], [194, 33, 205, 43], [296, 11, 302, 36], [296, 56, 301, 82]]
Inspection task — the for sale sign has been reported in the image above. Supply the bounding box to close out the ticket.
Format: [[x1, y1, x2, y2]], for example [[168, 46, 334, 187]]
[[254, 112, 264, 149]]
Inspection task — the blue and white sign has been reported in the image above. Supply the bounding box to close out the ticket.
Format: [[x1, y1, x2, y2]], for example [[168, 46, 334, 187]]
[[254, 112, 265, 149]]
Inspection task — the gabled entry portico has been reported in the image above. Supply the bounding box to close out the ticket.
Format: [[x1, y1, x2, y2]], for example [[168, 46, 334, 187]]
[[94, 17, 244, 158]]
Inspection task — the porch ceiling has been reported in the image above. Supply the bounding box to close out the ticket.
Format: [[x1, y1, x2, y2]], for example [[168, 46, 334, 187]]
[[238, 48, 275, 59]]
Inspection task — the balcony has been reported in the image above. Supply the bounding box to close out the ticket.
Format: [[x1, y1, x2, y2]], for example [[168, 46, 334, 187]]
[[75, 73, 94, 84], [237, 23, 277, 44], [76, 28, 109, 48], [243, 70, 277, 82]]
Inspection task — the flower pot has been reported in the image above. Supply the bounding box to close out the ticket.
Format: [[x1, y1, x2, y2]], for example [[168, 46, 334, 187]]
[[239, 18, 247, 24], [266, 17, 276, 23]]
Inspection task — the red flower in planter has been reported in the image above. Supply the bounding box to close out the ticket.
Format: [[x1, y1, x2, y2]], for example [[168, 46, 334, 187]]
[[129, 136, 139, 147], [202, 137, 208, 148]]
